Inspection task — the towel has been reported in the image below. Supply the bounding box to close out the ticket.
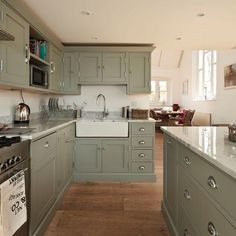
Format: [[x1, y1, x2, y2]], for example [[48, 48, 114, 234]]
[[0, 170, 27, 236]]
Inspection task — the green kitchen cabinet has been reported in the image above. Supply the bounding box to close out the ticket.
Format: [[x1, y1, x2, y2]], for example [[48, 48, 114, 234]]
[[75, 139, 102, 173], [49, 44, 62, 91], [30, 132, 57, 234], [0, 2, 29, 86], [102, 52, 126, 84], [78, 52, 102, 84], [163, 134, 178, 227], [127, 52, 151, 94], [102, 139, 129, 173], [62, 52, 81, 94]]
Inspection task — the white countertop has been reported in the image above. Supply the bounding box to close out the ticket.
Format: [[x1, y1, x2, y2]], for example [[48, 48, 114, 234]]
[[161, 126, 236, 179]]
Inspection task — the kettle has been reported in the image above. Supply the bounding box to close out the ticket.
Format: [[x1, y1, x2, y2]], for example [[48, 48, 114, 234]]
[[14, 103, 30, 123]]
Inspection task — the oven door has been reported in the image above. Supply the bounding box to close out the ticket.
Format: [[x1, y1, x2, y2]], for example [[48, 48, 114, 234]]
[[0, 159, 30, 236]]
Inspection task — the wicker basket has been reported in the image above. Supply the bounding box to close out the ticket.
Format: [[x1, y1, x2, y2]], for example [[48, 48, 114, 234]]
[[131, 109, 149, 119]]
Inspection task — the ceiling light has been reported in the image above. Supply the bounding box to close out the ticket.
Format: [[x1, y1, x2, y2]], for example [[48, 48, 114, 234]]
[[81, 11, 91, 16], [197, 13, 205, 17]]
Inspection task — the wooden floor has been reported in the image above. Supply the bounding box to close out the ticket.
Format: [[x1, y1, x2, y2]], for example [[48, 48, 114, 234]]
[[44, 131, 170, 236]]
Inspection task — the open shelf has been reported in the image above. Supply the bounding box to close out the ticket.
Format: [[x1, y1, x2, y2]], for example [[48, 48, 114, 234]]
[[30, 53, 50, 67]]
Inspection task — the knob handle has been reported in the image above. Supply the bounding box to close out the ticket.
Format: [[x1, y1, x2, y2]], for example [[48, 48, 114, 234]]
[[184, 156, 191, 165], [208, 176, 218, 189], [139, 140, 145, 145], [208, 222, 218, 236], [139, 166, 145, 171], [139, 127, 145, 132], [184, 189, 191, 200]]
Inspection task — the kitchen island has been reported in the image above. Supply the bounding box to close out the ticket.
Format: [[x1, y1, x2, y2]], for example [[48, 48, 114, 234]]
[[161, 126, 236, 236]]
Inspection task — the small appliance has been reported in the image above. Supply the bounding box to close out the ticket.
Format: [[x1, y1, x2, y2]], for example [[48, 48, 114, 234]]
[[14, 103, 30, 124], [30, 64, 48, 88]]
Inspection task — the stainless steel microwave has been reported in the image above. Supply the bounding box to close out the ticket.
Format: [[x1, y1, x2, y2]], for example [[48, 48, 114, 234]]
[[30, 64, 48, 89]]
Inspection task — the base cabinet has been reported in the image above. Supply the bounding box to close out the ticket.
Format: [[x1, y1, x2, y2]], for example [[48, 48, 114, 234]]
[[162, 134, 236, 236]]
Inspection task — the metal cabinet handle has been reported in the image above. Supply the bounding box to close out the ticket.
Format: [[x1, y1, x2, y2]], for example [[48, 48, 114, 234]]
[[97, 66, 101, 69], [25, 44, 30, 63], [139, 166, 145, 171], [66, 139, 74, 143], [184, 156, 191, 165], [139, 127, 145, 132], [139, 140, 145, 145], [207, 176, 218, 189], [102, 65, 105, 69], [0, 59, 3, 71], [184, 229, 190, 236], [139, 153, 145, 158], [208, 222, 218, 236], [167, 140, 172, 144], [184, 189, 191, 200], [50, 61, 55, 73], [44, 142, 49, 148]]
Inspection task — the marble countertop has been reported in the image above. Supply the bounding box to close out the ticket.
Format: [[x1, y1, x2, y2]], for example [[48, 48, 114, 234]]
[[161, 126, 236, 179]]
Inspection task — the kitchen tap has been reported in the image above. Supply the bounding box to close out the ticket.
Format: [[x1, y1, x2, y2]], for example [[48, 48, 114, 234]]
[[96, 94, 109, 119]]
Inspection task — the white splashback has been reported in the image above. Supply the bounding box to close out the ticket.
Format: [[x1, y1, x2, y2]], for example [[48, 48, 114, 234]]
[[61, 86, 150, 111]]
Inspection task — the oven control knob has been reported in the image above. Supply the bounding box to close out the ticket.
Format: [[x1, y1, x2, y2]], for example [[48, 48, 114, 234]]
[[0, 163, 8, 171], [7, 158, 15, 166], [14, 156, 21, 163]]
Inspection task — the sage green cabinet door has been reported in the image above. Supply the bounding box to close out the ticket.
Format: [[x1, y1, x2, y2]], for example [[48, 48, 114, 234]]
[[49, 45, 61, 91], [127, 52, 151, 94], [62, 52, 81, 94], [163, 135, 178, 226], [79, 52, 102, 84], [75, 139, 102, 173], [102, 140, 129, 173], [102, 53, 126, 84], [0, 3, 29, 86]]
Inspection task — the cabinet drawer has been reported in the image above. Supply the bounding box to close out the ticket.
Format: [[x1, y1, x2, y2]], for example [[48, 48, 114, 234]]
[[131, 162, 153, 173], [178, 167, 201, 227], [31, 132, 57, 161], [131, 149, 153, 161], [179, 144, 236, 221], [131, 122, 154, 135], [178, 206, 200, 236], [131, 136, 153, 148], [200, 193, 236, 236]]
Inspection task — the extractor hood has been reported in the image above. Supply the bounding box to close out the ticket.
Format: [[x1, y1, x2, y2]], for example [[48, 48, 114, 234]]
[[0, 28, 14, 41]]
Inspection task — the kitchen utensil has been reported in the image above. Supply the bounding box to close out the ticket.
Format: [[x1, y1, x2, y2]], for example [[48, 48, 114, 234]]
[[14, 103, 30, 123]]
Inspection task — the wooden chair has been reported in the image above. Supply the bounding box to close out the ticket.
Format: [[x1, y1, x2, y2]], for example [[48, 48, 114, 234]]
[[169, 109, 195, 126]]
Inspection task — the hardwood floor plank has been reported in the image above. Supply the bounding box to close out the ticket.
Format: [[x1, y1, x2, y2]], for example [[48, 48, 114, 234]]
[[44, 132, 170, 236]]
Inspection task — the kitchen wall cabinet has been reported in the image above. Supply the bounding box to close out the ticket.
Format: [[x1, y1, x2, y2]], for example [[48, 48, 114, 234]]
[[127, 52, 151, 94], [162, 134, 236, 236], [49, 44, 62, 92], [78, 52, 126, 85], [0, 2, 29, 86], [62, 52, 81, 94], [30, 132, 57, 234]]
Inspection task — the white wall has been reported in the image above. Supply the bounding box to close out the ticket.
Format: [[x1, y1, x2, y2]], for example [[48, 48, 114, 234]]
[[180, 50, 236, 124], [62, 86, 150, 112], [0, 89, 49, 118]]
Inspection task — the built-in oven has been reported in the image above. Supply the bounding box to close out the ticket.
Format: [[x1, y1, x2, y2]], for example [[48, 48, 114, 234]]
[[30, 64, 48, 89], [0, 137, 30, 236]]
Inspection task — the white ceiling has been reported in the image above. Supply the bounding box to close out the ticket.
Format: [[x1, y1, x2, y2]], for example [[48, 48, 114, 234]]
[[22, 0, 236, 49]]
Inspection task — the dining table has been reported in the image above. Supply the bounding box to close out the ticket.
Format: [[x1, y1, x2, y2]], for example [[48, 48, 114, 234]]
[[154, 110, 183, 125]]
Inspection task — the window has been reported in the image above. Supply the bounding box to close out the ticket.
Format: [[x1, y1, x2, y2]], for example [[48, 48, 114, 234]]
[[149, 79, 169, 106], [194, 50, 217, 100]]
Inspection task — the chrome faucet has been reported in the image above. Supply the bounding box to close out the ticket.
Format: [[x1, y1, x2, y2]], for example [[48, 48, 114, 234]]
[[96, 94, 109, 119]]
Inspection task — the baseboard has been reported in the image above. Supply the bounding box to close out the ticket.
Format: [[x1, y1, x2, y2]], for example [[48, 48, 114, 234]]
[[161, 201, 178, 236], [74, 173, 156, 182], [32, 176, 73, 236]]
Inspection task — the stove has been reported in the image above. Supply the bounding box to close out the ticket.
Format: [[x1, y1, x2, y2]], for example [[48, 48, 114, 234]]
[[0, 136, 21, 148]]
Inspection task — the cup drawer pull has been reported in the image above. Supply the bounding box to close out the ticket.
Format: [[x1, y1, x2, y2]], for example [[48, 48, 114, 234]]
[[139, 153, 145, 158], [139, 140, 145, 145], [184, 156, 191, 165], [44, 142, 49, 148], [139, 127, 145, 132], [207, 176, 218, 189], [184, 189, 191, 200], [139, 166, 145, 171], [208, 222, 218, 236]]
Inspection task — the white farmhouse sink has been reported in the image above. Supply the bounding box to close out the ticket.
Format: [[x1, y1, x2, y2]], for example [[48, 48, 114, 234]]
[[76, 119, 128, 137]]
